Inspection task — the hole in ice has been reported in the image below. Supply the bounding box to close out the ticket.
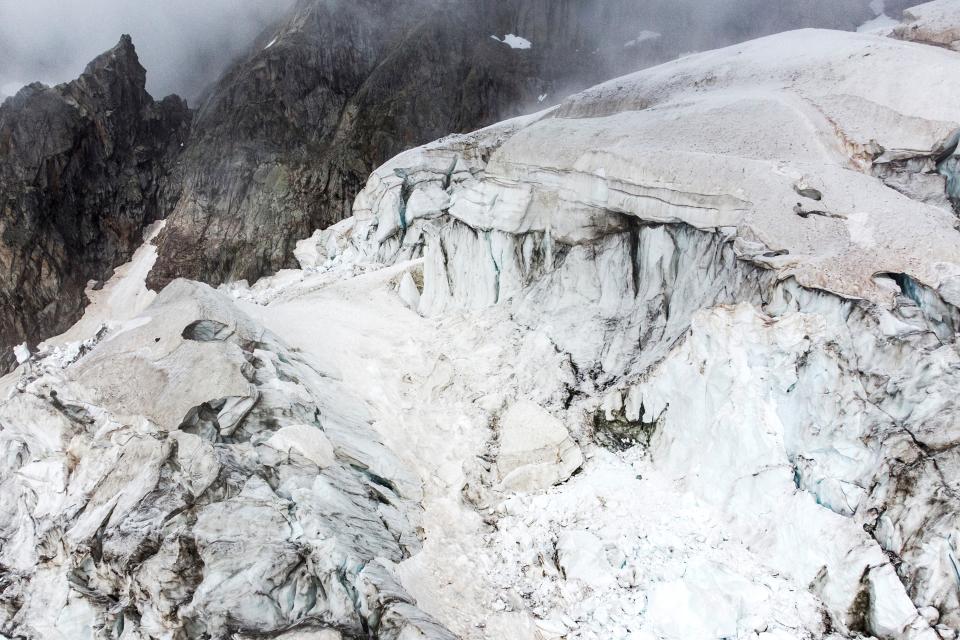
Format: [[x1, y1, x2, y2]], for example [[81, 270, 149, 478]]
[[593, 407, 659, 451], [182, 320, 233, 342]]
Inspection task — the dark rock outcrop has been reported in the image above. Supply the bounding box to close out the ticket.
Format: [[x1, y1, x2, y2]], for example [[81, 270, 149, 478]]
[[147, 0, 882, 289], [0, 35, 190, 371]]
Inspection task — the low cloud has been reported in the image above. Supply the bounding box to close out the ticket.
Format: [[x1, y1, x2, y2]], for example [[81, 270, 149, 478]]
[[0, 0, 296, 102], [0, 0, 920, 104]]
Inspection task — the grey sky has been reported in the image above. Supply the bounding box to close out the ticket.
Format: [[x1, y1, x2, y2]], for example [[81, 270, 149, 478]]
[[0, 0, 296, 102]]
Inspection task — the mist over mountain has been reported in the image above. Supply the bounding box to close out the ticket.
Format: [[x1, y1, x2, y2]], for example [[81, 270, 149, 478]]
[[0, 0, 296, 101], [0, 0, 933, 365], [0, 0, 921, 103]]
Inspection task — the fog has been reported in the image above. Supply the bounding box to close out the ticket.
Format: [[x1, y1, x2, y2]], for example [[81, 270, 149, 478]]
[[0, 0, 297, 102], [0, 0, 921, 104]]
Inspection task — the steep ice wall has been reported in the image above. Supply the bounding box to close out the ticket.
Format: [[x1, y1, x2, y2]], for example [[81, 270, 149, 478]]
[[331, 28, 960, 639]]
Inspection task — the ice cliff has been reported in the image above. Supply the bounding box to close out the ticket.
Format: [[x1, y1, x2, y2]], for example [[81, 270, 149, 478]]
[[146, 0, 890, 294], [4, 13, 960, 640], [2, 0, 888, 371], [327, 26, 960, 639]]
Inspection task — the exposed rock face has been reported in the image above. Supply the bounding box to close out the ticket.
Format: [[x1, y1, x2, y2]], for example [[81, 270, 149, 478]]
[[336, 28, 960, 638], [0, 36, 190, 372], [147, 0, 888, 291]]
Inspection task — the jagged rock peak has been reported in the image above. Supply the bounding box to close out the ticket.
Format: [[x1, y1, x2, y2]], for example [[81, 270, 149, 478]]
[[72, 34, 151, 112], [83, 34, 142, 77], [0, 36, 190, 373]]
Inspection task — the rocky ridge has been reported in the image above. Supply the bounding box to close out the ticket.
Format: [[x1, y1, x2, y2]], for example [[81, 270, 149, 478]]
[[0, 36, 190, 373]]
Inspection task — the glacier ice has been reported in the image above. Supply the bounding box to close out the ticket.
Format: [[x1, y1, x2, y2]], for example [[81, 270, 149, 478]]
[[0, 280, 454, 639], [494, 400, 583, 493], [893, 0, 960, 50], [5, 22, 960, 640], [332, 27, 960, 640]]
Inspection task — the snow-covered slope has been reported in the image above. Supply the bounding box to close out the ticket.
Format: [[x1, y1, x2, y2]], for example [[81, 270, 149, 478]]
[[3, 23, 960, 640]]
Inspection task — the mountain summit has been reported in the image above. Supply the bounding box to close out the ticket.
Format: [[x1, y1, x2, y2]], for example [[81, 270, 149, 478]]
[[0, 36, 189, 372]]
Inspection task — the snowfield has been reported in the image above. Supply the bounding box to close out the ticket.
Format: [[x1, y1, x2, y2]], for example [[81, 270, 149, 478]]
[[3, 9, 960, 640]]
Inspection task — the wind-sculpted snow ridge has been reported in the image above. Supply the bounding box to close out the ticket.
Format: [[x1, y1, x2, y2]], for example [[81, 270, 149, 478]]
[[0, 280, 455, 639], [309, 28, 960, 639]]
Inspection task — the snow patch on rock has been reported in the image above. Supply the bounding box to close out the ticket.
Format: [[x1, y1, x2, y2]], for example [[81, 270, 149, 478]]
[[12, 343, 30, 364], [491, 34, 533, 49], [43, 220, 167, 348], [624, 30, 661, 47]]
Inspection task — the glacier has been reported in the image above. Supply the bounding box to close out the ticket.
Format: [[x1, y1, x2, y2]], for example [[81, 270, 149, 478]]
[[3, 10, 960, 640]]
